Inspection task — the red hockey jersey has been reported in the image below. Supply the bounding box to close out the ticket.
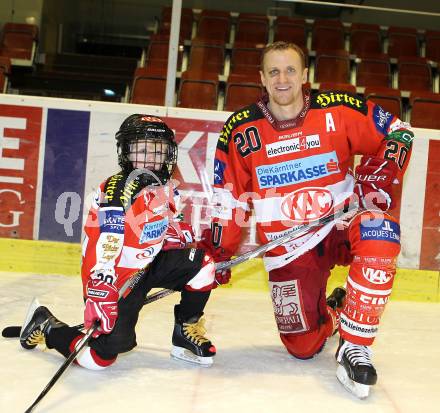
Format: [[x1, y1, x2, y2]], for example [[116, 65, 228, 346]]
[[212, 90, 413, 271], [81, 173, 180, 295]]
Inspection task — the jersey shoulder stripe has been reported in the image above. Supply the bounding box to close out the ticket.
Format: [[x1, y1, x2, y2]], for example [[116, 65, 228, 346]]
[[217, 103, 263, 153], [310, 90, 368, 115], [102, 172, 144, 209]]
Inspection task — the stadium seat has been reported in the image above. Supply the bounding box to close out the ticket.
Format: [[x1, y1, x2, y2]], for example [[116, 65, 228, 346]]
[[224, 73, 263, 111], [130, 67, 167, 106], [145, 37, 183, 71], [0, 72, 5, 93], [387, 26, 419, 58], [159, 7, 193, 40], [238, 13, 268, 20], [349, 23, 382, 56], [0, 23, 38, 62], [314, 50, 350, 83], [187, 42, 225, 74], [312, 20, 345, 51], [0, 56, 11, 92], [199, 9, 230, 18], [235, 16, 269, 46], [230, 46, 264, 75], [425, 30, 440, 61], [194, 12, 231, 45], [398, 57, 432, 92], [364, 86, 402, 118], [318, 82, 356, 93], [409, 91, 440, 129], [273, 17, 307, 47], [177, 71, 219, 110], [356, 54, 391, 88]]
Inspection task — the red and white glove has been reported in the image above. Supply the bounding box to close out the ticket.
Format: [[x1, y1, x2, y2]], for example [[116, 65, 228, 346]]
[[84, 279, 119, 338], [354, 156, 398, 211], [162, 222, 195, 251], [198, 228, 232, 288]]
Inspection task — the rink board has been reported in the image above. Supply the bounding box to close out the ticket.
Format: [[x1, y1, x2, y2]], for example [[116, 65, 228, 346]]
[[0, 237, 438, 303], [0, 94, 439, 272]]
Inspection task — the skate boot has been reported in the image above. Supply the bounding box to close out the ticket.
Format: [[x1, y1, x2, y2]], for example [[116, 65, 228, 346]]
[[171, 306, 216, 367], [326, 287, 346, 335], [20, 301, 67, 350], [335, 338, 377, 399]]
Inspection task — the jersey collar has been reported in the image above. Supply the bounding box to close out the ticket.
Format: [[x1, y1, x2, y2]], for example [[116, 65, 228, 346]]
[[256, 87, 311, 131]]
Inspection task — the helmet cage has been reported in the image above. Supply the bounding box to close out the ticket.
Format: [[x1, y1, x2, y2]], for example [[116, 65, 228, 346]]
[[115, 116, 177, 184]]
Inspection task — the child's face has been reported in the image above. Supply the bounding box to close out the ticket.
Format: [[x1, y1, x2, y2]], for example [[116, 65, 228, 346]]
[[128, 139, 168, 170]]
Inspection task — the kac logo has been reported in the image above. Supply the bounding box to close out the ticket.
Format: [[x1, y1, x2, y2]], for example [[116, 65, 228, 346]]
[[280, 187, 333, 222]]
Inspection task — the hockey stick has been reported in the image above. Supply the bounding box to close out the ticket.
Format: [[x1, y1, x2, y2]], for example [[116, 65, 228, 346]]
[[24, 269, 147, 413], [143, 200, 358, 302]]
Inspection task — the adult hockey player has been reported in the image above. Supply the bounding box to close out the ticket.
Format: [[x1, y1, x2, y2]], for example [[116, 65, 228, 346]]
[[205, 41, 413, 398], [19, 114, 217, 368]]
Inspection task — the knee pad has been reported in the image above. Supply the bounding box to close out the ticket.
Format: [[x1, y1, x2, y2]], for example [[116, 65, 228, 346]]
[[280, 318, 334, 360], [70, 336, 117, 370]]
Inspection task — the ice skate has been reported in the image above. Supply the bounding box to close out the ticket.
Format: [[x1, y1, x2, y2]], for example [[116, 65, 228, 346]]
[[326, 287, 346, 335], [171, 306, 216, 367], [20, 300, 67, 350], [335, 338, 377, 399]]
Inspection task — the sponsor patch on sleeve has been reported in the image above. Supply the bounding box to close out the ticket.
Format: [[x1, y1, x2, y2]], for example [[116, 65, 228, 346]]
[[384, 129, 414, 149], [360, 218, 400, 244], [99, 208, 125, 234], [139, 218, 169, 244], [214, 158, 226, 185], [373, 104, 393, 135]]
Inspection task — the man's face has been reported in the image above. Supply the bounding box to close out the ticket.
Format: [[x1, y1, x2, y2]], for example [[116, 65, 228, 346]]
[[260, 48, 308, 108], [128, 139, 168, 170]]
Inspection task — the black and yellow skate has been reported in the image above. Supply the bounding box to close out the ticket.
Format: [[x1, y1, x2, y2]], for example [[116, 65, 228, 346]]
[[20, 305, 67, 350], [171, 306, 216, 367]]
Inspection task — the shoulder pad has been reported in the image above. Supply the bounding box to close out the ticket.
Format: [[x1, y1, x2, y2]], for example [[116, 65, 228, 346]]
[[217, 104, 263, 153], [310, 90, 368, 115]]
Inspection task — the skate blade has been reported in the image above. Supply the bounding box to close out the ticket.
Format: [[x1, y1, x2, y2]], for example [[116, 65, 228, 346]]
[[170, 345, 213, 367], [20, 297, 41, 338], [336, 365, 370, 399]]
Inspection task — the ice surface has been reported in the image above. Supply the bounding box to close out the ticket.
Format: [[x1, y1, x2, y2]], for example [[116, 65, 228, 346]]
[[0, 271, 439, 413]]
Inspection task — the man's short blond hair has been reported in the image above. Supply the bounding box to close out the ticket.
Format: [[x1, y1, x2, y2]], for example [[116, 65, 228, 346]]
[[260, 41, 307, 70]]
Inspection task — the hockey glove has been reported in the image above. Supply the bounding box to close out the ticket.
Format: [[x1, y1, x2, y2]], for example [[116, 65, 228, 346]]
[[84, 279, 119, 338], [354, 156, 398, 211], [162, 222, 195, 251], [198, 228, 231, 288]]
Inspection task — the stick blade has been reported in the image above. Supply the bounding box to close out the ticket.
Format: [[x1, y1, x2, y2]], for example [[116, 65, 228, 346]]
[[2, 325, 21, 338]]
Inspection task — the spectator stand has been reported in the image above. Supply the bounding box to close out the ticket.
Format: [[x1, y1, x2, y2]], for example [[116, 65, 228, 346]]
[[0, 23, 39, 67]]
